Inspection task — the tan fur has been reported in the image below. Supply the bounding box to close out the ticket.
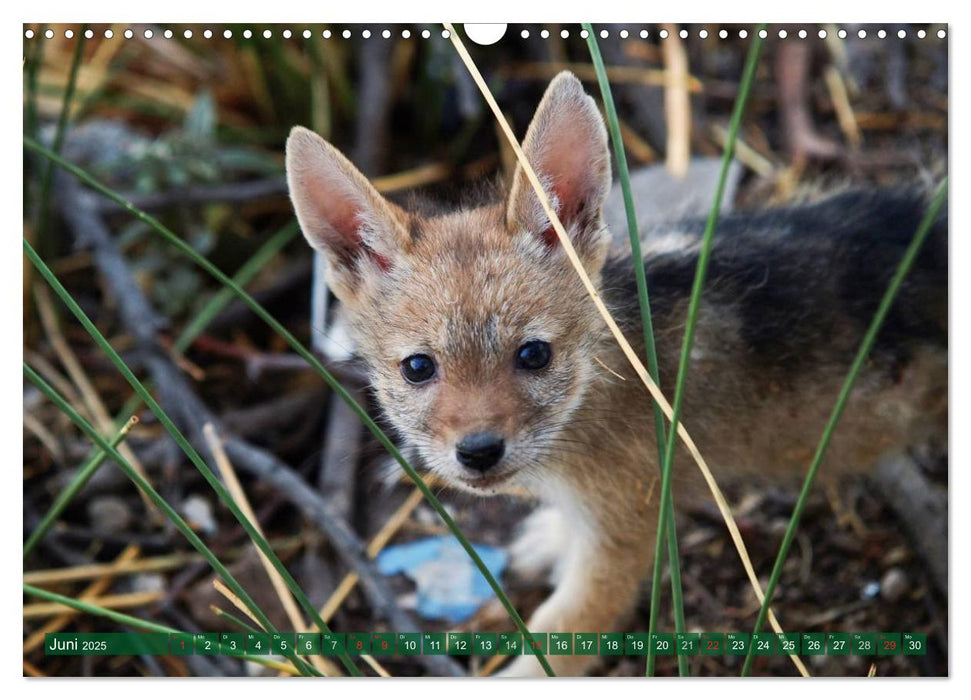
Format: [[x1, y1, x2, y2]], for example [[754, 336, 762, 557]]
[[286, 72, 947, 676]]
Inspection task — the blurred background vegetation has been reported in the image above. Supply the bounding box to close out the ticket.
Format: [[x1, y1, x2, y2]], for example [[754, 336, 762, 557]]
[[23, 23, 947, 677]]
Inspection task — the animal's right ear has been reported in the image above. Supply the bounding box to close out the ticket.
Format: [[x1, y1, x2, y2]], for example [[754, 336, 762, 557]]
[[286, 126, 410, 301]]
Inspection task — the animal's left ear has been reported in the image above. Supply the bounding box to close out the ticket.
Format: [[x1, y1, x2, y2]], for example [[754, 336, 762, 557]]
[[507, 71, 612, 267]]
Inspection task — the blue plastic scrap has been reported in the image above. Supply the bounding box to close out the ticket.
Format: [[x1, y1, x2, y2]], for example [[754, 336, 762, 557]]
[[375, 536, 508, 623]]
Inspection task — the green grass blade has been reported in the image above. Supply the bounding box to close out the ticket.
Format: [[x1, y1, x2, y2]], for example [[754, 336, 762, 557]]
[[645, 25, 766, 675], [24, 25, 46, 144], [174, 221, 300, 354], [22, 363, 322, 678], [23, 416, 136, 559], [583, 23, 688, 677], [34, 25, 86, 243], [32, 220, 302, 556], [23, 583, 304, 673], [740, 177, 948, 676], [212, 606, 261, 634], [23, 243, 356, 677], [23, 136, 552, 676], [79, 219, 301, 445]]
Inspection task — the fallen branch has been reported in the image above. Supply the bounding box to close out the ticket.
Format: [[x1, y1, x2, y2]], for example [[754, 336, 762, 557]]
[[57, 174, 464, 678]]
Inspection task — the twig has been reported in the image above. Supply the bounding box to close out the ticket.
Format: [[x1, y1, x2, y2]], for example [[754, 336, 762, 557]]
[[319, 487, 424, 622], [23, 348, 84, 412], [23, 412, 65, 464], [56, 181, 463, 677], [34, 284, 159, 519], [203, 423, 342, 678]]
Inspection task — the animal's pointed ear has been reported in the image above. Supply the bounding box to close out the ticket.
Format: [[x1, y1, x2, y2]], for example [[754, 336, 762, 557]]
[[286, 126, 410, 302], [507, 72, 612, 266]]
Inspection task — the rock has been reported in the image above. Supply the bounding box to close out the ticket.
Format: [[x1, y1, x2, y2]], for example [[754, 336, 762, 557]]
[[880, 568, 909, 603], [182, 494, 217, 535], [130, 573, 166, 593], [87, 495, 133, 532]]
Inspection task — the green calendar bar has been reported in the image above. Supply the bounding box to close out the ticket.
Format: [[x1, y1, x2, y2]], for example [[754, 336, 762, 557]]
[[498, 632, 522, 655], [853, 632, 876, 656], [877, 633, 901, 656], [171, 633, 193, 656], [346, 633, 370, 655], [827, 632, 851, 656], [423, 632, 447, 655], [524, 632, 549, 656], [397, 632, 422, 656], [473, 632, 498, 656], [246, 632, 270, 655], [44, 633, 169, 655], [297, 632, 321, 655], [272, 633, 295, 656], [700, 632, 724, 656], [220, 632, 244, 656], [42, 630, 927, 657], [651, 632, 674, 656], [777, 632, 800, 655], [802, 632, 825, 656], [575, 633, 598, 655], [625, 632, 649, 656], [726, 632, 750, 656], [903, 632, 926, 656], [676, 632, 699, 656], [600, 632, 624, 656], [371, 632, 395, 656], [549, 632, 572, 655], [321, 632, 345, 655], [447, 632, 472, 655]]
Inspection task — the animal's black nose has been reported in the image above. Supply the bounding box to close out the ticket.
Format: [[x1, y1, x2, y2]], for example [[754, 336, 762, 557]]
[[455, 433, 505, 472]]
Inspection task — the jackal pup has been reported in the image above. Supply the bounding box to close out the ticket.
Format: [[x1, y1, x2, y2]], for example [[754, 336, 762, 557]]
[[286, 72, 947, 676]]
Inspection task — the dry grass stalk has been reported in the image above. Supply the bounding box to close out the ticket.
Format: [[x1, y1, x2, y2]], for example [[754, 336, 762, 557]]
[[23, 412, 65, 464], [319, 487, 424, 623], [33, 284, 160, 519], [824, 66, 862, 148], [711, 123, 777, 178], [446, 24, 809, 676], [202, 423, 343, 677], [24, 536, 305, 586], [24, 590, 164, 619], [662, 24, 691, 178]]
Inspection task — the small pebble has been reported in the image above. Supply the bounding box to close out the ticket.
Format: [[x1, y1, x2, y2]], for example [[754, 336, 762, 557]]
[[880, 567, 909, 603], [130, 573, 165, 593], [87, 495, 133, 532], [182, 495, 217, 535], [861, 580, 881, 600]]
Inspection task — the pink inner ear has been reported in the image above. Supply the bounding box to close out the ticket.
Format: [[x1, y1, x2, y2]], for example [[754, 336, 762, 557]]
[[368, 248, 391, 272], [540, 225, 558, 248], [321, 194, 392, 272]]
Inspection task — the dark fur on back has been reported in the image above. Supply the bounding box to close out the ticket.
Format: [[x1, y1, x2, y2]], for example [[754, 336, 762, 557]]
[[603, 189, 948, 388]]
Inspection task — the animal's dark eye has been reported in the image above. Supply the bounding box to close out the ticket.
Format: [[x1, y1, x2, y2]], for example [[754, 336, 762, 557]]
[[516, 340, 552, 371], [401, 354, 436, 384]]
